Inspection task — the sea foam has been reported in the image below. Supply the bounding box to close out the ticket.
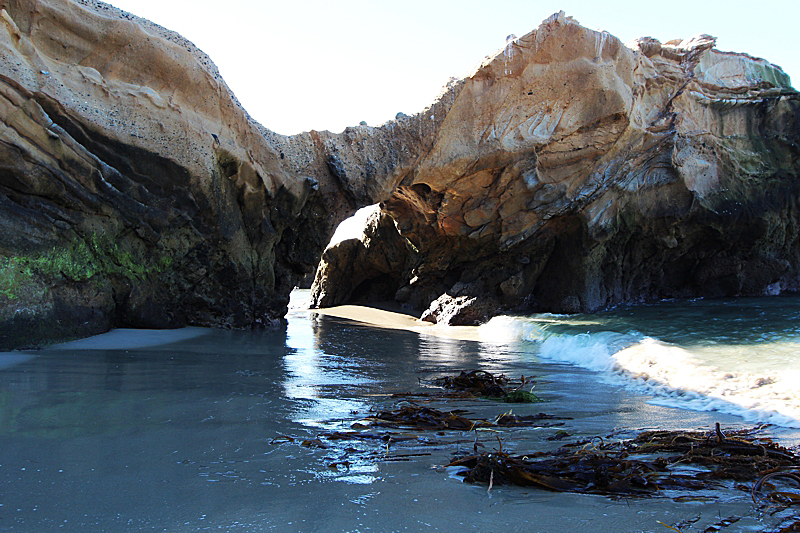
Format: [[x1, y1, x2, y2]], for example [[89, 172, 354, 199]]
[[479, 314, 800, 428]]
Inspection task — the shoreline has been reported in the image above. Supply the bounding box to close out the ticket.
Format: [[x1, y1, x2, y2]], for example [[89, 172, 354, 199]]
[[3, 300, 799, 531], [309, 303, 486, 341], [306, 297, 800, 442]]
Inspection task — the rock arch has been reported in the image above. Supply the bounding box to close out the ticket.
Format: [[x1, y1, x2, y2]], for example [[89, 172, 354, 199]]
[[1, 2, 799, 348]]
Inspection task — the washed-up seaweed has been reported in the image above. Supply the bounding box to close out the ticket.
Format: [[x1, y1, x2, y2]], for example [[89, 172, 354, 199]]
[[494, 411, 570, 427], [431, 370, 542, 402], [355, 404, 570, 431], [751, 469, 800, 532], [448, 424, 800, 497], [630, 424, 798, 481], [433, 370, 509, 396], [361, 405, 476, 430]]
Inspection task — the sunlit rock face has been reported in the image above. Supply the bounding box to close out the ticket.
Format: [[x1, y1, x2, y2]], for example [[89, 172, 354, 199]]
[[0, 0, 462, 347], [2, 1, 799, 344], [312, 12, 800, 322]]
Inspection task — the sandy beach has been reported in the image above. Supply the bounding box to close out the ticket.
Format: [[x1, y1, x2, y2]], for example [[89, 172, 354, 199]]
[[1, 297, 798, 532], [308, 299, 800, 532]]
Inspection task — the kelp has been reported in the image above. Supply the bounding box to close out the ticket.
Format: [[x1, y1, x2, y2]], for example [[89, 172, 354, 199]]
[[630, 424, 798, 481], [752, 469, 800, 532], [431, 370, 542, 403], [355, 404, 570, 431], [493, 411, 569, 427], [448, 424, 800, 497], [450, 448, 667, 495], [362, 405, 475, 430], [433, 370, 510, 397]]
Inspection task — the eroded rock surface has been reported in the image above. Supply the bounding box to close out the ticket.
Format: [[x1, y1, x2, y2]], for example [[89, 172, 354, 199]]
[[311, 12, 800, 323], [1, 2, 798, 344], [0, 0, 336, 348], [0, 0, 463, 348]]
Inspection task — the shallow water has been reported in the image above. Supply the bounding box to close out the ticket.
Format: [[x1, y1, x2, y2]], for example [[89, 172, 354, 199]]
[[0, 291, 798, 532], [481, 296, 800, 428]]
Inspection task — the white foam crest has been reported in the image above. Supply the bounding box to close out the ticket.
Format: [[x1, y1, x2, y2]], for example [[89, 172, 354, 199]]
[[537, 331, 641, 372], [479, 315, 800, 428], [612, 340, 800, 428], [478, 315, 543, 343], [479, 315, 641, 366], [478, 314, 586, 344]]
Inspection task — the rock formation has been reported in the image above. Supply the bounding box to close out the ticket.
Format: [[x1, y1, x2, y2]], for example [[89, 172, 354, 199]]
[[0, 0, 336, 348], [310, 12, 800, 323], [1, 2, 798, 347]]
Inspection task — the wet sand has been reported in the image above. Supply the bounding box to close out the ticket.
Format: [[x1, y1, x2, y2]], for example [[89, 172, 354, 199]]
[[0, 299, 797, 532], [310, 302, 800, 532]]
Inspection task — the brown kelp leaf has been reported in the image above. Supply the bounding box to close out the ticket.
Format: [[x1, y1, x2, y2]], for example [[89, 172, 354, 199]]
[[301, 438, 328, 448], [363, 405, 476, 430], [494, 412, 571, 427], [433, 370, 509, 396]]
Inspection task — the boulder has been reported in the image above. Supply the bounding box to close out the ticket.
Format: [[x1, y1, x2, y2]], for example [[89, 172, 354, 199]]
[[309, 205, 417, 307], [420, 293, 499, 326]]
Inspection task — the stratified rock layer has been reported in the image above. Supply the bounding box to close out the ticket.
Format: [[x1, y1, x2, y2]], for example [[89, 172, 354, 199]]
[[311, 13, 800, 322], [1, 2, 798, 344], [0, 0, 333, 348], [0, 0, 464, 348]]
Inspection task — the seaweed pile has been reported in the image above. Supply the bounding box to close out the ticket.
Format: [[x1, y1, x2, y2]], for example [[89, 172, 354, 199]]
[[270, 369, 800, 531], [352, 403, 570, 431], [430, 370, 541, 403], [448, 424, 800, 497], [361, 405, 475, 430], [432, 370, 511, 397]]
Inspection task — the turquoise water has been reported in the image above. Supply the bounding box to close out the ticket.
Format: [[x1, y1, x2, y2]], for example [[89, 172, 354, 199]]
[[0, 290, 798, 532], [480, 296, 800, 428]]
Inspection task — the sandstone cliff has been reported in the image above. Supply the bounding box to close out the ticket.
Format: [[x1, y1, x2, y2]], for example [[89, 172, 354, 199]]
[[0, 0, 342, 348], [1, 2, 798, 347], [310, 13, 800, 323]]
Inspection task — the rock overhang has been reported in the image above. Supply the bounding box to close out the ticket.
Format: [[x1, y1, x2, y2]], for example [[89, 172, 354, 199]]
[[0, 3, 798, 345]]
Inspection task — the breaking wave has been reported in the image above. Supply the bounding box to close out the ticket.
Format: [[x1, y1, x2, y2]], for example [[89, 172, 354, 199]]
[[479, 314, 800, 428]]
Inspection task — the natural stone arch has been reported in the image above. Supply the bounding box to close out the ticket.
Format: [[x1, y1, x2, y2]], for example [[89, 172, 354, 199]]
[[0, 2, 798, 348], [307, 15, 800, 324]]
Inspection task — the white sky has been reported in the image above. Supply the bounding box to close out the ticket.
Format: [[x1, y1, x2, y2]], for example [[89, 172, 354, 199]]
[[106, 0, 798, 135]]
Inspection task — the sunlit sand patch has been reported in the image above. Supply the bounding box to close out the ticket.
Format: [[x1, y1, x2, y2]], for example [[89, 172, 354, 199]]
[[310, 305, 485, 342]]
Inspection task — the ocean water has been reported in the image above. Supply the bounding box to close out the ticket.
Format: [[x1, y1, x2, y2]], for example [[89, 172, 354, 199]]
[[0, 290, 798, 532], [479, 295, 800, 429]]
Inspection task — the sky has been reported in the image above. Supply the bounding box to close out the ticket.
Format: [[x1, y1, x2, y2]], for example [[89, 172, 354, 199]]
[[106, 0, 798, 136]]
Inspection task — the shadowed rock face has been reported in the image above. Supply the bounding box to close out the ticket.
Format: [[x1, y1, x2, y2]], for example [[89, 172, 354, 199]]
[[0, 0, 465, 348], [1, 3, 798, 346], [310, 13, 800, 322], [0, 0, 332, 348]]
